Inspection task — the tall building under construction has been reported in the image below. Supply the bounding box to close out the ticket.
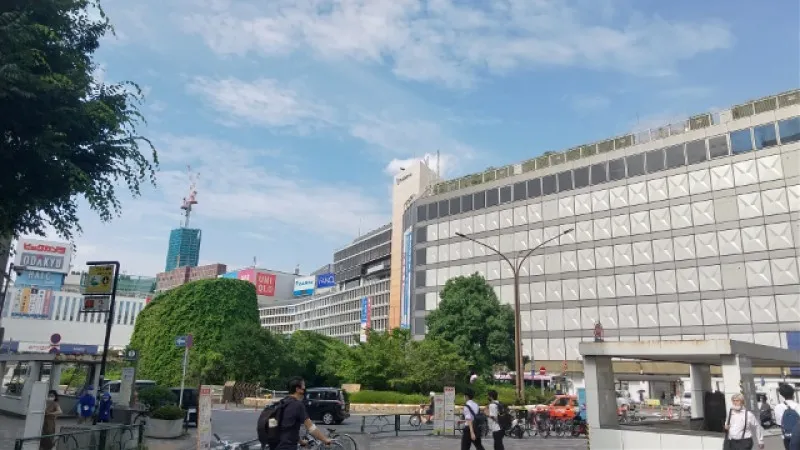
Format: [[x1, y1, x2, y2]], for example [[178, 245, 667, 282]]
[[164, 228, 202, 272]]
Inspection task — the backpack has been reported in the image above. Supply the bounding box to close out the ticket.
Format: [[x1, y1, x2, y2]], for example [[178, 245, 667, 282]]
[[782, 403, 800, 438], [257, 398, 288, 448], [495, 401, 512, 431], [466, 403, 487, 434]]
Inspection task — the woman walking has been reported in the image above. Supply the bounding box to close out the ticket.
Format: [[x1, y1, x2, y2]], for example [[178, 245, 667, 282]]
[[40, 390, 62, 450]]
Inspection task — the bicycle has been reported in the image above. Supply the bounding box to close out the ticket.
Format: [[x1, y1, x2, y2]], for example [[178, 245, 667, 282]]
[[213, 434, 260, 450], [303, 428, 357, 450]]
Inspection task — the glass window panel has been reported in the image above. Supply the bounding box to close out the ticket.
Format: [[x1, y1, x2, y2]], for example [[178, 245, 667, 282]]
[[428, 202, 439, 220], [753, 123, 778, 149], [626, 154, 645, 177], [685, 140, 707, 164], [417, 205, 427, 221], [474, 191, 486, 209], [708, 135, 729, 159], [730, 129, 753, 154], [557, 171, 573, 192], [486, 188, 499, 207], [591, 163, 607, 185], [527, 179, 542, 198], [499, 185, 512, 203], [573, 167, 589, 189], [461, 194, 474, 212], [542, 175, 557, 196], [778, 117, 800, 144], [513, 182, 527, 201], [438, 199, 449, 217], [608, 158, 625, 181], [449, 197, 461, 215], [665, 144, 686, 169], [645, 149, 665, 173]]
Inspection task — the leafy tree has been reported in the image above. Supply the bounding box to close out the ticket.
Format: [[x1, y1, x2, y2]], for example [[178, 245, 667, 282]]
[[284, 331, 352, 389], [0, 0, 157, 240], [129, 278, 276, 386], [401, 337, 468, 394], [346, 329, 410, 391], [425, 274, 515, 375]]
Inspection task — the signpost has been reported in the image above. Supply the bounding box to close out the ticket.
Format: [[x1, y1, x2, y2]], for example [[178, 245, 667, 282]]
[[443, 386, 455, 434], [433, 393, 445, 434], [176, 334, 193, 408], [197, 385, 212, 450]]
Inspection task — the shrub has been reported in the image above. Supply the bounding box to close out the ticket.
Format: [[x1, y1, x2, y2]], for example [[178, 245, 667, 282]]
[[348, 390, 428, 405], [139, 386, 177, 412], [151, 405, 185, 421]]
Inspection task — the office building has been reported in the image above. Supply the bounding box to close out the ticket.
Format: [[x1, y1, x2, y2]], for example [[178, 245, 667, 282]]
[[334, 224, 392, 290], [164, 228, 202, 272], [403, 90, 800, 366]]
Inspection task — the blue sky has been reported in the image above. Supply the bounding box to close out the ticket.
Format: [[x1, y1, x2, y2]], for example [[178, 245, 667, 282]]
[[33, 0, 800, 277]]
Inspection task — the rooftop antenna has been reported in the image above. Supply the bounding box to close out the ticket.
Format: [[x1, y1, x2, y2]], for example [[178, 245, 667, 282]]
[[253, 256, 257, 268], [180, 165, 200, 228], [436, 150, 441, 179]]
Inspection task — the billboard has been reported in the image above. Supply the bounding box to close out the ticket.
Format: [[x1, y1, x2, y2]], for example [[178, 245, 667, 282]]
[[315, 273, 336, 289], [255, 272, 277, 296], [7, 287, 54, 320], [360, 297, 372, 343], [14, 270, 65, 290], [237, 268, 255, 282], [220, 270, 240, 279], [14, 239, 72, 274], [400, 227, 412, 329], [293, 276, 315, 297]]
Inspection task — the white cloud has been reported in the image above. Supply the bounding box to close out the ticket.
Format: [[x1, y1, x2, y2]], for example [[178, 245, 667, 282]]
[[180, 0, 734, 88]]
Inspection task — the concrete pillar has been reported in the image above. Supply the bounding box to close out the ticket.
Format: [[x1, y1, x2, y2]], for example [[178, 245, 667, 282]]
[[720, 355, 756, 411], [49, 363, 63, 393], [21, 361, 42, 415], [22, 381, 48, 450], [688, 363, 712, 419], [583, 355, 618, 429]]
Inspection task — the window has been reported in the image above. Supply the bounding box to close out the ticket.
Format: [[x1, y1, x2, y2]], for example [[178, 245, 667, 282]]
[[542, 175, 557, 196], [685, 140, 707, 164], [708, 135, 729, 159], [778, 117, 800, 144], [665, 145, 686, 169], [427, 202, 439, 220], [109, 383, 121, 393], [449, 197, 461, 215], [753, 123, 778, 149], [590, 163, 607, 185], [499, 185, 512, 203], [417, 205, 427, 222], [645, 149, 665, 173], [438, 199, 449, 217], [730, 129, 753, 154], [527, 179, 542, 198], [626, 154, 645, 177], [474, 191, 486, 209], [608, 158, 625, 181], [513, 182, 527, 201], [461, 194, 474, 212], [557, 171, 573, 192], [573, 167, 589, 189], [486, 188, 499, 207]]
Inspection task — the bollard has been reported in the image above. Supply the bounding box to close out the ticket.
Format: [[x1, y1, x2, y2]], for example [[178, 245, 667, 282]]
[[394, 414, 400, 437], [360, 416, 366, 434]]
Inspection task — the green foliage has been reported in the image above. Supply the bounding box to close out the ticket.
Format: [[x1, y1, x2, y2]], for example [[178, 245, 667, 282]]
[[346, 386, 553, 406], [0, 0, 157, 239], [348, 390, 428, 405], [400, 337, 468, 393], [344, 329, 410, 391], [425, 274, 515, 375], [283, 331, 352, 389], [150, 404, 185, 420], [138, 386, 176, 412], [129, 278, 278, 386]]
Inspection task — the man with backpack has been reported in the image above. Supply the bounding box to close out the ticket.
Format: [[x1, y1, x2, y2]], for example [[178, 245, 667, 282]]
[[487, 390, 509, 450], [776, 383, 799, 450], [257, 377, 332, 450], [461, 388, 486, 450]]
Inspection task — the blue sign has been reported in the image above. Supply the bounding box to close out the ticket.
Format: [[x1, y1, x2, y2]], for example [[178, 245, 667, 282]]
[[175, 335, 193, 348], [400, 228, 413, 329], [58, 344, 98, 355], [360, 298, 368, 327], [788, 332, 800, 376], [14, 269, 65, 290], [220, 271, 240, 279], [316, 273, 336, 289]]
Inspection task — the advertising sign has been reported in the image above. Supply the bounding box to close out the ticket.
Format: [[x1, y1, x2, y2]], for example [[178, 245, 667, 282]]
[[83, 265, 115, 295], [120, 367, 135, 406], [359, 297, 372, 343], [197, 385, 212, 450], [236, 269, 254, 282], [220, 270, 240, 279], [14, 239, 72, 274], [255, 272, 276, 296], [433, 394, 445, 434], [14, 270, 65, 290], [8, 287, 53, 320], [315, 273, 336, 289], [400, 227, 413, 329], [443, 386, 456, 434], [293, 276, 315, 297]]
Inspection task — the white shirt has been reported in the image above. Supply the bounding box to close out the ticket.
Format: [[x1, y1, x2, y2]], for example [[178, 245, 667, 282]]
[[775, 400, 799, 427], [488, 402, 501, 432], [469, 374, 478, 384], [464, 400, 479, 421], [727, 409, 764, 444]]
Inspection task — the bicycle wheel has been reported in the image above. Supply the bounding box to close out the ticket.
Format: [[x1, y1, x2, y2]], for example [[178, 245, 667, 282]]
[[408, 414, 421, 428], [335, 435, 358, 450]]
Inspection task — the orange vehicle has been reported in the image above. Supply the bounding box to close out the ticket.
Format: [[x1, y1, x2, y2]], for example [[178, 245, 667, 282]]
[[547, 394, 580, 420]]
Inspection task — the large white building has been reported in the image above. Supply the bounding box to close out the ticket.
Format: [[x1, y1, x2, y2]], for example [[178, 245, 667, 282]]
[[405, 90, 800, 367]]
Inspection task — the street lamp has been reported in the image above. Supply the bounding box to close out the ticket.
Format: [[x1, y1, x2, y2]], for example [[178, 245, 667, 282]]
[[455, 228, 573, 404], [0, 263, 27, 344]]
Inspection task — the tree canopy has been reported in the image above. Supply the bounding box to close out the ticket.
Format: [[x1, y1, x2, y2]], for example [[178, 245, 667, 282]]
[[0, 0, 157, 239], [425, 273, 515, 375]]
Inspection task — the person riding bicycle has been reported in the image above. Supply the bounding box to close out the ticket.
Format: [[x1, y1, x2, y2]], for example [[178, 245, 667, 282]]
[[274, 377, 331, 450], [425, 392, 435, 424]]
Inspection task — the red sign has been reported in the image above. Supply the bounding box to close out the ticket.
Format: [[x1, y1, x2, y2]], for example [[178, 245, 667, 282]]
[[539, 366, 546, 376], [237, 269, 254, 282], [23, 243, 66, 254], [255, 272, 276, 296]]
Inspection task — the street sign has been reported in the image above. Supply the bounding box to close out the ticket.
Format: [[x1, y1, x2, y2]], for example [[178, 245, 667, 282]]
[[84, 265, 115, 295], [123, 349, 138, 361], [82, 296, 110, 313], [198, 386, 212, 450], [176, 336, 188, 347]]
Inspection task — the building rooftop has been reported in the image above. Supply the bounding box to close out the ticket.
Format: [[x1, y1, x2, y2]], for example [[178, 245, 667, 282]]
[[427, 89, 799, 198]]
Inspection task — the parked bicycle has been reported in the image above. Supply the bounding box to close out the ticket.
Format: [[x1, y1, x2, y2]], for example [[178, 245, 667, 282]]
[[214, 434, 260, 450], [302, 427, 358, 450]]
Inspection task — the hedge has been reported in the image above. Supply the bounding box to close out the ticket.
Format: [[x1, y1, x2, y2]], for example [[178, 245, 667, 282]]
[[348, 390, 428, 405], [348, 385, 555, 406]]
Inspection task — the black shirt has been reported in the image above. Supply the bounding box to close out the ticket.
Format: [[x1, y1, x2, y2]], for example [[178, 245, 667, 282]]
[[277, 397, 309, 450]]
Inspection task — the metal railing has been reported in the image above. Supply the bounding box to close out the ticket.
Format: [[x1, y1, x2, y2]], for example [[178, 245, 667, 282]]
[[14, 423, 144, 450]]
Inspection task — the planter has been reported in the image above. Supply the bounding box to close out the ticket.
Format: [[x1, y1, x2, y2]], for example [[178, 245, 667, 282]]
[[145, 418, 184, 439]]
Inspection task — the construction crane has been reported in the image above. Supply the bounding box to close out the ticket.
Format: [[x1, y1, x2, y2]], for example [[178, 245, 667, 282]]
[[180, 165, 199, 227]]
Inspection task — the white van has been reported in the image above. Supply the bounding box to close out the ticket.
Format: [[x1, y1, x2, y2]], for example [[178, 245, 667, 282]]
[[102, 379, 157, 404]]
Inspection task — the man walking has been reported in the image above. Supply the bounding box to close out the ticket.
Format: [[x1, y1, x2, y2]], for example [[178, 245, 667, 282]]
[[487, 390, 504, 450], [461, 389, 485, 450], [776, 384, 799, 450], [275, 377, 331, 450]]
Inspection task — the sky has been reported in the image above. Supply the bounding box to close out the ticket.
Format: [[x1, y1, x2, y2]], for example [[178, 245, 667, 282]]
[[25, 0, 800, 277]]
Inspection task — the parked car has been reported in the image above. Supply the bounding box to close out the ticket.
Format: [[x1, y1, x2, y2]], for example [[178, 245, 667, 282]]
[[170, 387, 198, 427], [304, 387, 350, 425], [102, 379, 157, 405]]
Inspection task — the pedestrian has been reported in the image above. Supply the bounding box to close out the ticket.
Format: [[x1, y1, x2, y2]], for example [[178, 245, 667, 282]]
[[76, 385, 96, 424], [40, 390, 62, 450], [723, 393, 764, 450], [791, 420, 800, 450], [469, 371, 478, 384], [775, 383, 799, 450], [461, 388, 485, 450], [273, 377, 331, 450], [97, 392, 114, 423], [487, 390, 504, 450]]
